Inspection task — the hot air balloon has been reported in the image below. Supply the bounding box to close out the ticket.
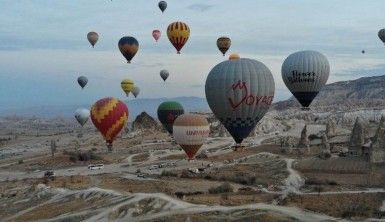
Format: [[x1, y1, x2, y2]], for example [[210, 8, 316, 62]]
[[152, 30, 161, 42], [205, 55, 275, 147], [87, 32, 99, 48], [173, 114, 209, 160], [90, 97, 128, 150], [132, 86, 140, 98], [216, 37, 231, 56], [281, 50, 330, 109], [362, 50, 365, 54], [167, 21, 190, 54], [75, 108, 90, 127], [157, 101, 184, 135], [160, 69, 169, 82], [118, 36, 139, 63], [121, 79, 134, 96], [77, 76, 88, 89], [378, 29, 385, 44], [229, 53, 240, 60], [158, 1, 167, 13]]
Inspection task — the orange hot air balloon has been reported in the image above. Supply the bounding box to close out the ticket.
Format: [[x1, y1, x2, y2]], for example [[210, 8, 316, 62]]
[[167, 21, 190, 54], [152, 30, 161, 42], [90, 97, 128, 150]]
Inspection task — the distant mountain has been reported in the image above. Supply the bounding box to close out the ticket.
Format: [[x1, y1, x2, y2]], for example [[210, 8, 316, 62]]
[[273, 75, 385, 111], [0, 97, 209, 119]]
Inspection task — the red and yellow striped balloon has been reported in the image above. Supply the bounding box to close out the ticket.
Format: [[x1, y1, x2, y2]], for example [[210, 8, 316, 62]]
[[167, 21, 190, 54], [90, 97, 128, 147]]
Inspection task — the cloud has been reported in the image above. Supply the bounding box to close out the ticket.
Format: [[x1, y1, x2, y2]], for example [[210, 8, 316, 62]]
[[187, 3, 213, 12]]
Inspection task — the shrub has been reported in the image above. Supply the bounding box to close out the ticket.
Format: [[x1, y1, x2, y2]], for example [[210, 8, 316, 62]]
[[342, 203, 372, 218], [161, 170, 177, 177], [208, 182, 234, 194], [69, 155, 77, 162]]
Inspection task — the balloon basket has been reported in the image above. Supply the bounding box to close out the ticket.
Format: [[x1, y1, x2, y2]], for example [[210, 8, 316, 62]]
[[301, 107, 311, 111], [232, 144, 245, 151]]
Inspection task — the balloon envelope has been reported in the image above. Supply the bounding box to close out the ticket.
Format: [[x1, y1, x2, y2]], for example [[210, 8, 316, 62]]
[[205, 57, 275, 144], [152, 30, 161, 42], [281, 50, 330, 108], [167, 21, 190, 54], [77, 76, 88, 89], [157, 101, 184, 134], [378, 29, 385, 44], [118, 36, 139, 63], [90, 97, 128, 147], [217, 37, 231, 56], [173, 114, 209, 160], [132, 86, 140, 98], [75, 108, 90, 127], [121, 79, 134, 96], [160, 69, 169, 81], [158, 1, 167, 12], [87, 32, 99, 47]]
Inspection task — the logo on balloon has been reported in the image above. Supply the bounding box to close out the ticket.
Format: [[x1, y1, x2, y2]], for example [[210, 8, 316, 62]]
[[287, 70, 316, 84], [228, 80, 273, 110]]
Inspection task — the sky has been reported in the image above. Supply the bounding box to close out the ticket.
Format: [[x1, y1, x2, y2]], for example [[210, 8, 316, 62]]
[[1, 0, 385, 109]]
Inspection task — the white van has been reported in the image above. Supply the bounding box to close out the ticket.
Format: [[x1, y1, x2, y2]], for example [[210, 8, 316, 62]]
[[88, 164, 104, 170]]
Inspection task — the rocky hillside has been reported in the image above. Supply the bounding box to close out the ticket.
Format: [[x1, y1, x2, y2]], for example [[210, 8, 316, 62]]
[[131, 112, 162, 132], [274, 75, 385, 111]]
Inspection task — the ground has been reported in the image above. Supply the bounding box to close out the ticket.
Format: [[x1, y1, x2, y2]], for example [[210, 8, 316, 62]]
[[0, 116, 385, 221]]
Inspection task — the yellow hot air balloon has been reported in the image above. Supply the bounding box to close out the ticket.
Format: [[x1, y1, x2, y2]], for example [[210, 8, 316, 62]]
[[121, 79, 134, 97], [167, 21, 190, 54]]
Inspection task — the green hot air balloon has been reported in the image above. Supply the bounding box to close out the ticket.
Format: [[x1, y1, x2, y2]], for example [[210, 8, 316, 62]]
[[281, 50, 330, 109], [205, 55, 275, 147], [157, 101, 184, 135]]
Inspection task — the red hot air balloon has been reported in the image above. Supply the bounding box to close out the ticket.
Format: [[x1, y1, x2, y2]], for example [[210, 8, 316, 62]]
[[90, 97, 128, 151], [152, 30, 161, 42]]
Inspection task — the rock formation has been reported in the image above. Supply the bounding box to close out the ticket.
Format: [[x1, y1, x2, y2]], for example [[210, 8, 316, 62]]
[[348, 117, 365, 156], [370, 116, 385, 163], [319, 133, 331, 159], [326, 119, 336, 138], [132, 112, 162, 133], [298, 125, 310, 153]]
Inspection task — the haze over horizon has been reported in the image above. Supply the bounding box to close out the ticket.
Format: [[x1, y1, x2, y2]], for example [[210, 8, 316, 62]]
[[1, 0, 385, 109]]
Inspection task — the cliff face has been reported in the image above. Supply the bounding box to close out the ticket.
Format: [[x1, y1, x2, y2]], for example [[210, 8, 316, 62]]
[[273, 75, 385, 111]]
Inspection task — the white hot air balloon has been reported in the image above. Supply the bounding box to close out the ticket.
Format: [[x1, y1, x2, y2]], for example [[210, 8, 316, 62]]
[[173, 114, 210, 160], [132, 86, 140, 98], [75, 108, 90, 127], [281, 50, 330, 109], [205, 54, 275, 146]]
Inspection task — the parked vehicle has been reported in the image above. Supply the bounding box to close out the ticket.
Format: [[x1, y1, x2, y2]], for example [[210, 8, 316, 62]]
[[137, 174, 146, 178], [44, 170, 55, 178], [88, 164, 104, 170]]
